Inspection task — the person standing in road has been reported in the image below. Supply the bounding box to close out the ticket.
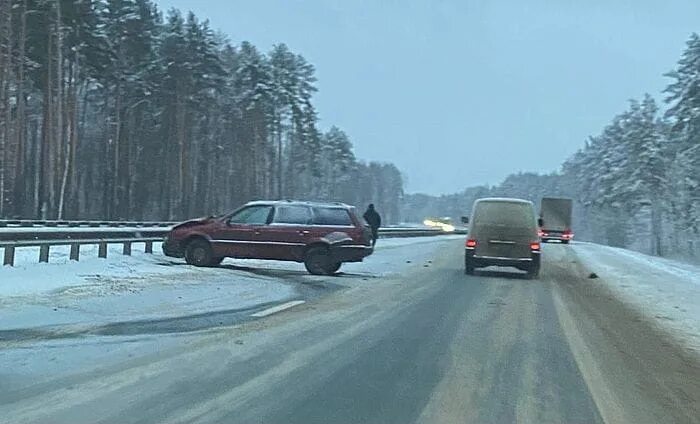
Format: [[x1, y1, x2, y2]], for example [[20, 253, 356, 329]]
[[363, 204, 382, 247]]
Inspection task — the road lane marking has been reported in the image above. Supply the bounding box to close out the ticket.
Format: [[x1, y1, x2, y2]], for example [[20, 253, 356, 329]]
[[553, 287, 628, 424], [251, 300, 306, 318]]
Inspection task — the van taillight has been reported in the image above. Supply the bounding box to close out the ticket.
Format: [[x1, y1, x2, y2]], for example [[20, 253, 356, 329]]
[[530, 242, 541, 251], [466, 239, 477, 248]]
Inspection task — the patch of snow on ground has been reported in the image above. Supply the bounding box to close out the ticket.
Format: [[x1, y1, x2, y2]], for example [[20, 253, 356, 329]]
[[571, 242, 700, 353]]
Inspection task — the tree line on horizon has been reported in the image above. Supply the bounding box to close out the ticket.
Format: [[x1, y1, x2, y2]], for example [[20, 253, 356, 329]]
[[404, 33, 700, 259], [0, 0, 404, 223]]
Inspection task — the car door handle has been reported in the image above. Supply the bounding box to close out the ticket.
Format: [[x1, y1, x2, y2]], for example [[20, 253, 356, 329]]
[[254, 230, 262, 235], [299, 230, 310, 235]]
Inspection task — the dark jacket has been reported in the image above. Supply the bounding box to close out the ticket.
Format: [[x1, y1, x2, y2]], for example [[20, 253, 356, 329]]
[[363, 207, 381, 229]]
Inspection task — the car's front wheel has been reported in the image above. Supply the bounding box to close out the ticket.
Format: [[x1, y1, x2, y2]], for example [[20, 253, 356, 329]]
[[185, 239, 217, 267], [304, 247, 336, 275], [327, 261, 342, 274]]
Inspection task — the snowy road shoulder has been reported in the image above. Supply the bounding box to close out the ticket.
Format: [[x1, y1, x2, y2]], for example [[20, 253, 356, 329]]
[[567, 242, 700, 354], [0, 236, 460, 334], [0, 236, 459, 390]]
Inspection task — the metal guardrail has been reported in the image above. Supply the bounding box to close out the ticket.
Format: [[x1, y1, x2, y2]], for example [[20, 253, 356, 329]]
[[0, 227, 170, 242], [0, 219, 176, 228], [0, 224, 463, 266], [1, 237, 161, 266]]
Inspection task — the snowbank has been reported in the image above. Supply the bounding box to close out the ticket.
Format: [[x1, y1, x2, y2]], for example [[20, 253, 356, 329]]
[[570, 242, 700, 352], [0, 243, 297, 330]]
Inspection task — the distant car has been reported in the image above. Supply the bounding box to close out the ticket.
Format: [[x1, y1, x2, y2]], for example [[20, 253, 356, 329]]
[[539, 197, 574, 243], [163, 200, 374, 275], [461, 198, 541, 278]]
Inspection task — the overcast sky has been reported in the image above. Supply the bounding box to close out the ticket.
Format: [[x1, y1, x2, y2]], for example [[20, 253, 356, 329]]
[[156, 0, 699, 195]]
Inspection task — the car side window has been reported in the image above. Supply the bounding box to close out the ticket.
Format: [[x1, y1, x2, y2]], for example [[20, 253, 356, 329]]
[[312, 207, 353, 226], [228, 206, 273, 225], [272, 206, 313, 225]]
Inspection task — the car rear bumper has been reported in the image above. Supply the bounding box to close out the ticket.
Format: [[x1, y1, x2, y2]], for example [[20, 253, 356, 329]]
[[162, 237, 184, 258], [540, 230, 573, 242], [331, 244, 374, 262], [465, 250, 540, 269]]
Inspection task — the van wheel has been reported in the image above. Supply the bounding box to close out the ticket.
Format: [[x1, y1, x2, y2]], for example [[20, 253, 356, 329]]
[[304, 247, 334, 275], [527, 264, 540, 279], [185, 239, 216, 267], [464, 257, 475, 275]]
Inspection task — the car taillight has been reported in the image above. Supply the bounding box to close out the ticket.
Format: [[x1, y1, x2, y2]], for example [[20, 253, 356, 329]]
[[530, 242, 541, 251], [538, 230, 545, 237], [466, 239, 477, 248], [562, 229, 573, 239]]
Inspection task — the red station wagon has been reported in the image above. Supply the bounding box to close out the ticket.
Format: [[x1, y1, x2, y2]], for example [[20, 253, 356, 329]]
[[162, 200, 374, 275]]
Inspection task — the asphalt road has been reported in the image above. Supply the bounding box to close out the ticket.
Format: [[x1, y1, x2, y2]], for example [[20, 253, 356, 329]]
[[2, 241, 698, 424]]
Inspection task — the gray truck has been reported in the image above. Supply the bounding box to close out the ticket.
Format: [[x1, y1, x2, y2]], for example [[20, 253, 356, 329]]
[[538, 197, 573, 243]]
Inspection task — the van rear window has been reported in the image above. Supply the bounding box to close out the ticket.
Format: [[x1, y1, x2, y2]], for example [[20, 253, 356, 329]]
[[474, 202, 535, 227]]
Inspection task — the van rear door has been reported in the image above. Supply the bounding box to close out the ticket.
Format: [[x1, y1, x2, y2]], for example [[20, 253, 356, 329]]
[[471, 201, 537, 259], [472, 224, 534, 259]]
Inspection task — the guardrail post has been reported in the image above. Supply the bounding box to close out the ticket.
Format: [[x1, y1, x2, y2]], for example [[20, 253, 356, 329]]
[[39, 245, 50, 262], [123, 241, 132, 256], [69, 243, 80, 261], [98, 241, 107, 258], [145, 241, 153, 254], [4, 246, 15, 266]]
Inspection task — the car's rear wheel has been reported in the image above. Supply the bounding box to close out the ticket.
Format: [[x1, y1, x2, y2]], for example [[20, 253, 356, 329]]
[[561, 240, 570, 244], [185, 239, 216, 267], [304, 247, 335, 275]]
